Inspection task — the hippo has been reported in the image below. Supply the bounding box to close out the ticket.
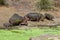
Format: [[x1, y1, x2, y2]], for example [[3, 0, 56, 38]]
[[3, 13, 28, 28], [44, 13, 54, 21], [25, 13, 44, 21], [19, 16, 29, 26], [9, 13, 24, 26], [9, 13, 29, 26]]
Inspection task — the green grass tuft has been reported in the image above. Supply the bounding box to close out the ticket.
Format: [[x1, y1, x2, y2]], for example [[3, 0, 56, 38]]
[[0, 28, 60, 40]]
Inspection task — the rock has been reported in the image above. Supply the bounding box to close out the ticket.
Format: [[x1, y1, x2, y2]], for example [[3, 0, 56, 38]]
[[44, 13, 54, 21], [25, 13, 44, 21], [3, 23, 13, 28], [9, 13, 24, 26]]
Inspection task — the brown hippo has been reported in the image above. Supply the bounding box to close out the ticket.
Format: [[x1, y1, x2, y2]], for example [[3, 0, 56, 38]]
[[44, 13, 54, 21], [3, 13, 28, 28], [25, 13, 44, 21], [19, 16, 29, 26], [9, 13, 24, 26]]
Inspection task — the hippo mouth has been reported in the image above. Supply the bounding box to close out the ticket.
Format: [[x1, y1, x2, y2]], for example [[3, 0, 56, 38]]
[[20, 23, 28, 26]]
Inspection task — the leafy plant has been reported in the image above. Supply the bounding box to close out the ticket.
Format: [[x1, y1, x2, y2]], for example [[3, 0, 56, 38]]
[[0, 0, 5, 5], [36, 0, 53, 11]]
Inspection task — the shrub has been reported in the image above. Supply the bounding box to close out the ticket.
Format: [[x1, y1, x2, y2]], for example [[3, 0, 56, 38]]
[[0, 0, 5, 5], [36, 0, 54, 11]]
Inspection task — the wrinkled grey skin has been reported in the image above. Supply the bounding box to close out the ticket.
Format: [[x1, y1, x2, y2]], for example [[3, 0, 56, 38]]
[[44, 13, 54, 21], [9, 14, 24, 25], [3, 13, 28, 28], [25, 13, 44, 21]]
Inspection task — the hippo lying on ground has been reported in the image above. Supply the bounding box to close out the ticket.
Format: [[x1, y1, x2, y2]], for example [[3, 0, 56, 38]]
[[44, 13, 54, 21], [9, 14, 24, 26], [19, 16, 29, 26], [25, 13, 44, 21], [3, 13, 28, 27]]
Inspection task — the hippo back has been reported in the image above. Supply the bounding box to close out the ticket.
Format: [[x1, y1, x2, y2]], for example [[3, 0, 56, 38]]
[[9, 14, 24, 25]]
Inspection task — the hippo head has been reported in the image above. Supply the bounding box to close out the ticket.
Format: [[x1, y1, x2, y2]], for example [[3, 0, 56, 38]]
[[19, 16, 29, 26]]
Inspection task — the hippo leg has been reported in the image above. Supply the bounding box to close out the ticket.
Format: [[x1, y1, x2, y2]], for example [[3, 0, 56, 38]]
[[36, 18, 40, 22], [41, 18, 44, 21]]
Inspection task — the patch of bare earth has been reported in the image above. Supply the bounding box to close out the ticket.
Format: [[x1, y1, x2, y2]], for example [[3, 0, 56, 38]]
[[0, 6, 60, 28], [0, 6, 17, 28], [30, 34, 60, 40]]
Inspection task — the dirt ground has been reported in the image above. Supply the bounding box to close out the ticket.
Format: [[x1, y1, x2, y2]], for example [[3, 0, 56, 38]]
[[30, 34, 60, 40], [0, 6, 60, 28]]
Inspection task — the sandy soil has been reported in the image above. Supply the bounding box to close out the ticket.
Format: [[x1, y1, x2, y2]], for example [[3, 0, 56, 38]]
[[0, 6, 60, 28], [30, 34, 60, 40]]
